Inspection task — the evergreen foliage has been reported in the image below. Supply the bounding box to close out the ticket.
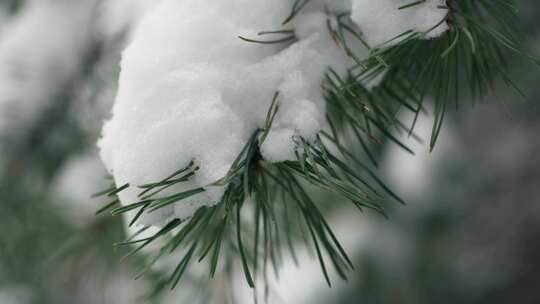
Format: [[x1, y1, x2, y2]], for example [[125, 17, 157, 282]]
[[93, 0, 538, 294]]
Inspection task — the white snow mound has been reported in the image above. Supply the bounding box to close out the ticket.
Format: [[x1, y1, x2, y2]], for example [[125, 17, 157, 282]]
[[99, 0, 447, 224], [351, 0, 448, 47]]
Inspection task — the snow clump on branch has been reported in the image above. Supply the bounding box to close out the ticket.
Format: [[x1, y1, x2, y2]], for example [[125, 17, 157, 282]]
[[99, 0, 448, 224]]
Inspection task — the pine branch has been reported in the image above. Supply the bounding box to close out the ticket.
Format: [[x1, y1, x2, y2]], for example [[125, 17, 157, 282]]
[[94, 90, 403, 290], [94, 0, 538, 295], [330, 0, 538, 150]]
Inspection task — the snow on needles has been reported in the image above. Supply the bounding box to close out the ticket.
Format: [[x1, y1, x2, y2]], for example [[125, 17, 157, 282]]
[[99, 0, 448, 225], [352, 0, 449, 47]]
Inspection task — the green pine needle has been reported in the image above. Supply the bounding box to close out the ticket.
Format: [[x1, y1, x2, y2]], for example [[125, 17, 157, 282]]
[[93, 0, 537, 294]]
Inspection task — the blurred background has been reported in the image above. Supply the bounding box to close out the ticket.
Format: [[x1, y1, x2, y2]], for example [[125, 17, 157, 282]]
[[0, 0, 539, 303]]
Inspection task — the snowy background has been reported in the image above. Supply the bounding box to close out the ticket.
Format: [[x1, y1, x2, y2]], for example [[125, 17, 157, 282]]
[[1, 1, 540, 303]]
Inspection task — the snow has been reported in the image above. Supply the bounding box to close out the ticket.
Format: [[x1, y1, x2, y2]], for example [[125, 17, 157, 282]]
[[382, 105, 462, 213], [52, 152, 110, 228], [99, 0, 448, 225], [0, 286, 33, 304], [351, 0, 449, 47], [0, 0, 96, 140], [260, 129, 298, 163]]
